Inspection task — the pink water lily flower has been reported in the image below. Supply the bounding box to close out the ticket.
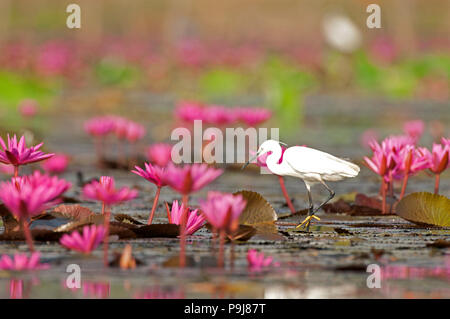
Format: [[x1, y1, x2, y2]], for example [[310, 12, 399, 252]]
[[125, 121, 146, 143], [132, 163, 167, 224], [364, 137, 405, 213], [83, 176, 138, 206], [418, 143, 449, 194], [199, 191, 246, 267], [0, 252, 49, 271], [112, 116, 128, 139], [147, 143, 173, 167], [199, 191, 246, 232], [441, 137, 449, 147], [18, 99, 38, 118], [247, 249, 279, 271], [203, 105, 236, 125], [174, 101, 205, 122], [163, 163, 223, 196], [41, 153, 69, 174], [396, 145, 429, 199], [132, 163, 166, 188], [163, 163, 222, 268], [0, 172, 71, 220], [236, 107, 272, 126], [0, 134, 54, 177], [360, 129, 379, 149], [403, 120, 424, 142], [82, 176, 137, 267], [0, 171, 71, 252], [84, 116, 116, 137], [60, 225, 106, 254], [166, 200, 205, 235]]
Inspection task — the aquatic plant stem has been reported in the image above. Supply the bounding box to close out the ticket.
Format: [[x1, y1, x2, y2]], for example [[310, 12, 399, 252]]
[[165, 202, 172, 223], [381, 179, 386, 214], [21, 218, 34, 252], [14, 166, 19, 178], [147, 187, 161, 225], [434, 174, 440, 194], [399, 174, 409, 200], [400, 149, 412, 200], [278, 176, 295, 214], [211, 228, 217, 254], [103, 204, 110, 267], [179, 194, 189, 268], [218, 229, 225, 268], [230, 241, 235, 270]]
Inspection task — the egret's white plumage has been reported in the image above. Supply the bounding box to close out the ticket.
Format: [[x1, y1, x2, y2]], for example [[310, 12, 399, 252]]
[[250, 140, 360, 230]]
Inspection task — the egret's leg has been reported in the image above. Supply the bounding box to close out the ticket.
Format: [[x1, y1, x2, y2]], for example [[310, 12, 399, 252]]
[[312, 180, 335, 214], [305, 184, 314, 231], [296, 182, 320, 231]]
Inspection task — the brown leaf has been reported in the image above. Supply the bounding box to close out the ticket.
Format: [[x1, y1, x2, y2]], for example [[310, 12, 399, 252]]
[[395, 192, 450, 227], [226, 225, 257, 242], [0, 204, 20, 233], [133, 223, 180, 238], [0, 229, 64, 241], [426, 239, 450, 249], [322, 199, 352, 214], [234, 190, 277, 225], [51, 204, 96, 221], [355, 193, 383, 210], [54, 215, 104, 233], [61, 196, 81, 204], [108, 223, 137, 239], [348, 205, 384, 216]]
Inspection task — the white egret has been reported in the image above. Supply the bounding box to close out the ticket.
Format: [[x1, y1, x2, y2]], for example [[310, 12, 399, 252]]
[[243, 140, 360, 231]]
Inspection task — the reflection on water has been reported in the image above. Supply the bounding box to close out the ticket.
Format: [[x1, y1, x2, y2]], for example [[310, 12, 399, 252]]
[[7, 277, 40, 299], [9, 279, 23, 299], [2, 260, 449, 298], [381, 264, 450, 280], [133, 287, 185, 299]]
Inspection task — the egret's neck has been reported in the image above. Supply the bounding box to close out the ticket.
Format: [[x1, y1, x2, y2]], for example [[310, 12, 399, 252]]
[[265, 144, 284, 176]]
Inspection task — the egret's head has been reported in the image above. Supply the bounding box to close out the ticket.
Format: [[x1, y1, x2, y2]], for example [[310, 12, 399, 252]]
[[256, 140, 282, 157], [242, 140, 286, 170]]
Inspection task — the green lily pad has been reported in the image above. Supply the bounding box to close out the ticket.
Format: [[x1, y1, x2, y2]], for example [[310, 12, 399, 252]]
[[395, 192, 450, 227]]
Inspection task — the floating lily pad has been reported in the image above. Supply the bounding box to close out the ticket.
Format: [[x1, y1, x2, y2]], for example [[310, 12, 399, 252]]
[[234, 190, 277, 225], [395, 192, 450, 227], [226, 225, 257, 242], [51, 204, 96, 221], [133, 223, 180, 238], [114, 214, 144, 225]]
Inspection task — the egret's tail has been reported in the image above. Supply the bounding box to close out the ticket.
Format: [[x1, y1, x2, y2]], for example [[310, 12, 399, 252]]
[[341, 160, 360, 177]]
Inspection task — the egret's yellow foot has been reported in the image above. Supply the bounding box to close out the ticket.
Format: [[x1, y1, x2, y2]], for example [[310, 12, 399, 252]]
[[296, 215, 320, 229]]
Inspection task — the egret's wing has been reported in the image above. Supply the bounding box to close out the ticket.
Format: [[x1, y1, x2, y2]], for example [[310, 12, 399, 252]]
[[284, 147, 360, 176]]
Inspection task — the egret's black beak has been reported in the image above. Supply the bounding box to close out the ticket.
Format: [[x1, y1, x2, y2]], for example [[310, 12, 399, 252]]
[[242, 153, 260, 170]]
